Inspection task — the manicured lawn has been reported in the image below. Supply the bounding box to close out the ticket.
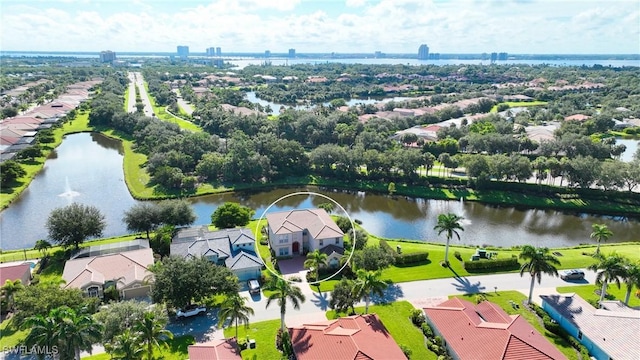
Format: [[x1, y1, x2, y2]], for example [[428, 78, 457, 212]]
[[327, 301, 436, 360], [490, 101, 548, 112], [82, 335, 194, 360], [557, 283, 640, 307], [0, 318, 28, 348], [222, 319, 283, 360], [143, 83, 202, 132], [452, 291, 578, 360]]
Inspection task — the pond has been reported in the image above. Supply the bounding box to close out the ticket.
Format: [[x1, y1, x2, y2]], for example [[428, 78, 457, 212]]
[[616, 138, 639, 162], [1, 133, 638, 250]]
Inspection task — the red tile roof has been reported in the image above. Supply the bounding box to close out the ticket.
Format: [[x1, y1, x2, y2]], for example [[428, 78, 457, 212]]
[[424, 298, 567, 360], [289, 314, 407, 360], [188, 338, 241, 360], [0, 263, 31, 285]]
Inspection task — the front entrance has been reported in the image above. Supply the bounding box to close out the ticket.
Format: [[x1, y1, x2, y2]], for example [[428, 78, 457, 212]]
[[292, 241, 300, 254]]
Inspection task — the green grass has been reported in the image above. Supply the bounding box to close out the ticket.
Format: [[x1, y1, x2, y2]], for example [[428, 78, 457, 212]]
[[82, 335, 194, 360], [0, 112, 93, 210], [452, 291, 579, 360], [223, 319, 283, 360], [123, 86, 130, 112], [557, 283, 640, 307], [327, 301, 436, 360], [143, 83, 202, 132], [490, 101, 548, 112], [0, 318, 29, 348]]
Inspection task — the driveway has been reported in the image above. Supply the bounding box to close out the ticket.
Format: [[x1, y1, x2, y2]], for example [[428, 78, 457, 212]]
[[277, 256, 308, 279]]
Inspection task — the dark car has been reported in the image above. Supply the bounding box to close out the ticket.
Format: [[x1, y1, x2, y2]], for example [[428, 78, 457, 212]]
[[560, 269, 585, 281], [248, 279, 261, 294]]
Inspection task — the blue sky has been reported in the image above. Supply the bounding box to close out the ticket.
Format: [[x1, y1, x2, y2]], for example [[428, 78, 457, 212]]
[[1, 0, 639, 54]]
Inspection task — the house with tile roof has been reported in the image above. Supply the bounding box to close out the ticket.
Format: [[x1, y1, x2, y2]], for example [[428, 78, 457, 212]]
[[423, 298, 567, 360], [171, 227, 263, 282], [265, 208, 344, 260], [0, 263, 32, 287], [62, 248, 154, 300], [188, 338, 241, 360], [541, 293, 640, 360], [289, 314, 407, 360]]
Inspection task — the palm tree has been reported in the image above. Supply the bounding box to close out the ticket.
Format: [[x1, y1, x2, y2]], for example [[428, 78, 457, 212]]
[[217, 293, 255, 340], [433, 213, 464, 266], [519, 245, 561, 304], [55, 307, 103, 360], [588, 253, 627, 306], [134, 311, 174, 360], [34, 239, 52, 258], [22, 313, 59, 360], [354, 269, 388, 314], [109, 329, 145, 360], [590, 224, 613, 255], [622, 260, 640, 306], [1, 279, 24, 312], [265, 277, 306, 332], [304, 250, 328, 282]]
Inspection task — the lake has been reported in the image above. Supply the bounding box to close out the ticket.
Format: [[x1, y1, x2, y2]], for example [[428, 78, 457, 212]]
[[1, 133, 638, 250]]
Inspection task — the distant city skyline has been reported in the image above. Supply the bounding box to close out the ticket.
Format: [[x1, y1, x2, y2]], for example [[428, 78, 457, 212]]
[[1, 0, 639, 54]]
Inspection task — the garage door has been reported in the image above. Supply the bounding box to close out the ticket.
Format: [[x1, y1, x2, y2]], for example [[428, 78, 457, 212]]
[[122, 285, 151, 300]]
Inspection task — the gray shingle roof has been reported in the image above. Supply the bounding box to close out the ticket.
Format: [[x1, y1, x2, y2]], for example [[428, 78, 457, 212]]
[[541, 294, 640, 360]]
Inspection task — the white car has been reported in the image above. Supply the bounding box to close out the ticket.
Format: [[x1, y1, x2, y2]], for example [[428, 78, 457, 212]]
[[176, 305, 207, 318]]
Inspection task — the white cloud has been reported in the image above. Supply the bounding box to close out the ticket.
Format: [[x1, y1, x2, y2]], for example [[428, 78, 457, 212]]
[[345, 0, 368, 7]]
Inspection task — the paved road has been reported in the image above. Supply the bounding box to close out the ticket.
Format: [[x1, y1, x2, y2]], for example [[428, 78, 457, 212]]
[[172, 89, 194, 116], [127, 72, 154, 117]]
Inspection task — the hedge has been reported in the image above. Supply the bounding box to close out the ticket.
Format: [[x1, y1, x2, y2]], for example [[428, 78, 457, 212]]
[[396, 251, 429, 265], [463, 257, 519, 272]]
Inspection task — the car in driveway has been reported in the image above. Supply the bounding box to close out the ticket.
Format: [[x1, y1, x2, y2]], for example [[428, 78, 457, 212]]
[[248, 279, 261, 294], [176, 305, 207, 318], [560, 269, 585, 281]]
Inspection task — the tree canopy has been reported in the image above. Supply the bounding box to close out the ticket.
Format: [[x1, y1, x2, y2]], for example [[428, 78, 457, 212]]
[[211, 202, 254, 229], [46, 203, 106, 250]]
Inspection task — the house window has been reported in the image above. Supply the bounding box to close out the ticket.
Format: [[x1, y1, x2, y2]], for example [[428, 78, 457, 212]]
[[319, 239, 324, 246], [279, 248, 289, 256], [87, 286, 100, 298], [279, 234, 288, 243], [335, 238, 339, 244], [578, 331, 583, 340]]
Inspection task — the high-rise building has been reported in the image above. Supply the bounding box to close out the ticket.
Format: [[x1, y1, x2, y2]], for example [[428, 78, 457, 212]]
[[265, 50, 271, 58], [490, 52, 498, 62], [498, 52, 508, 61], [206, 47, 215, 56], [418, 44, 429, 60], [177, 45, 189, 59], [288, 48, 295, 58], [216, 47, 222, 56], [99, 50, 116, 63]]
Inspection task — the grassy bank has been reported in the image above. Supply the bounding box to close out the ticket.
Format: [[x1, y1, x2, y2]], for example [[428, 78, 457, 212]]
[[557, 283, 640, 307], [143, 83, 202, 132]]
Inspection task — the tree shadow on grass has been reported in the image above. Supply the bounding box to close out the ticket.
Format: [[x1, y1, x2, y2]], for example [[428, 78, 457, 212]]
[[371, 283, 404, 304]]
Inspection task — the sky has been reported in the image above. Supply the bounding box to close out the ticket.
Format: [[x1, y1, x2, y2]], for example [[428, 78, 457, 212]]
[[1, 0, 639, 54]]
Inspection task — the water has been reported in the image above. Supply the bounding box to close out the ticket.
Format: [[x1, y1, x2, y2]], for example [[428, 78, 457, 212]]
[[616, 138, 639, 162], [1, 133, 638, 250]]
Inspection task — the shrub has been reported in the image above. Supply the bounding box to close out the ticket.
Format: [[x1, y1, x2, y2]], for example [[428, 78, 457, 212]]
[[410, 309, 426, 326], [454, 251, 462, 261], [463, 257, 519, 272], [259, 238, 268, 245], [379, 239, 395, 254], [421, 322, 434, 338], [396, 251, 429, 265]]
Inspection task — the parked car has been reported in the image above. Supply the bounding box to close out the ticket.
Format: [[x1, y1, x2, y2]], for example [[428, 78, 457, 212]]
[[248, 279, 261, 294], [560, 269, 585, 281], [176, 305, 207, 318]]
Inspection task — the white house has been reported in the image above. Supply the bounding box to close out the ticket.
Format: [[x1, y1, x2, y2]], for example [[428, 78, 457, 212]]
[[265, 208, 344, 260]]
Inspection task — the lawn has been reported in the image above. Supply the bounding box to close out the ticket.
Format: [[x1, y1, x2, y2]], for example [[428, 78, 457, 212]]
[[82, 335, 194, 360], [222, 319, 283, 360], [0, 318, 28, 349], [452, 291, 579, 360], [557, 283, 640, 307], [143, 83, 202, 132], [327, 301, 436, 360], [490, 100, 548, 112]]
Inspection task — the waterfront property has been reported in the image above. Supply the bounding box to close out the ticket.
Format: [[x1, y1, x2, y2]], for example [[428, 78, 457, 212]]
[[62, 248, 154, 300], [265, 208, 344, 258], [289, 314, 407, 360], [171, 226, 263, 282], [541, 294, 640, 360], [423, 298, 567, 360], [187, 338, 242, 360]]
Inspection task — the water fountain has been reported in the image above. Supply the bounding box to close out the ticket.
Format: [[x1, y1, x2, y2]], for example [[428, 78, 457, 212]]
[[58, 176, 80, 199]]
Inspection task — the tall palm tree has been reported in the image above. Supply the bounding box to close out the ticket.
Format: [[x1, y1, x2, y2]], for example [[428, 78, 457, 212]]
[[354, 269, 388, 314], [34, 239, 52, 258], [304, 250, 328, 282], [265, 277, 306, 332], [22, 313, 59, 360], [55, 307, 103, 360], [590, 224, 613, 255], [1, 279, 24, 312], [134, 311, 174, 360], [217, 293, 255, 340], [588, 253, 627, 306], [109, 329, 145, 360], [433, 213, 464, 266], [622, 260, 640, 306], [519, 245, 561, 304]]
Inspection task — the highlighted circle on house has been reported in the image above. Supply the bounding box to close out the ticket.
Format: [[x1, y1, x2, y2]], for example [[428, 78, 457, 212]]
[[255, 191, 356, 285]]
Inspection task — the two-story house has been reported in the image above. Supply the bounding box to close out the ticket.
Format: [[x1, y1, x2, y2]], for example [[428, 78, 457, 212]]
[[265, 208, 344, 266]]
